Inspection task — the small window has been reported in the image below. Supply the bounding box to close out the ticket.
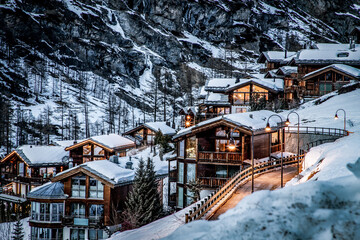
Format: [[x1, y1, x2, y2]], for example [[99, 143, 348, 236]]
[[178, 140, 185, 158], [71, 203, 85, 218], [89, 229, 104, 240], [71, 175, 86, 198], [337, 52, 349, 57], [186, 137, 196, 159], [177, 186, 184, 208], [178, 162, 184, 184], [186, 163, 196, 183], [89, 178, 104, 199], [70, 229, 85, 240], [83, 144, 91, 156]]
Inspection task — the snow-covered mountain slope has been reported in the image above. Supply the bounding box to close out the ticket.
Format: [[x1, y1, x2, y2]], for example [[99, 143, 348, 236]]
[[1, 0, 359, 148], [112, 87, 360, 240]]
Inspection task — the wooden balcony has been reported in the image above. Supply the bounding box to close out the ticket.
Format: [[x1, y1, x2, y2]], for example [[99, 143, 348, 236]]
[[198, 151, 242, 165], [198, 177, 228, 188]]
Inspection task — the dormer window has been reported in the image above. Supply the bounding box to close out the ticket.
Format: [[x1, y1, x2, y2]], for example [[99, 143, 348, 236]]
[[337, 52, 349, 57]]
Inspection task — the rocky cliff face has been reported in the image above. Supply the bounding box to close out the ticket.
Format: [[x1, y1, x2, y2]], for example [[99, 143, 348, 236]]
[[0, 0, 359, 143]]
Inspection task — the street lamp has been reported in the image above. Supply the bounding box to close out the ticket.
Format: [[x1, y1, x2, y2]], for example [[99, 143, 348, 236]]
[[227, 127, 238, 151], [265, 114, 284, 188], [334, 109, 346, 132], [286, 111, 300, 174]]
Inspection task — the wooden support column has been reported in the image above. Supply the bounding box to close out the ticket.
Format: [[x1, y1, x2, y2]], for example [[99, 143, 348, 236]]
[[241, 136, 245, 161]]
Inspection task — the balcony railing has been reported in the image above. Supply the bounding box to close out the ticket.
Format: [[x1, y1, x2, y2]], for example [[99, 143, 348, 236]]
[[1, 174, 50, 185], [62, 215, 104, 227], [198, 151, 242, 164], [198, 177, 228, 188]]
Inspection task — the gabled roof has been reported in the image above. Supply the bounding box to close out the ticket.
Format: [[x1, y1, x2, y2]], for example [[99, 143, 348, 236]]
[[173, 110, 282, 140], [257, 51, 296, 63], [179, 106, 198, 115], [224, 78, 283, 93], [27, 182, 66, 200], [275, 66, 298, 76], [350, 27, 360, 35], [204, 78, 237, 92], [123, 122, 176, 137], [52, 160, 135, 188], [303, 64, 360, 81], [65, 134, 135, 152], [295, 48, 360, 65], [0, 145, 67, 167], [264, 70, 281, 79]]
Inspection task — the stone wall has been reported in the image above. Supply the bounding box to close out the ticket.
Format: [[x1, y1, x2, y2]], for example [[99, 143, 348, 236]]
[[285, 132, 341, 153]]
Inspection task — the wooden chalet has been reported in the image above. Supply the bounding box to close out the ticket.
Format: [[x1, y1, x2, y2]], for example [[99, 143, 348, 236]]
[[199, 77, 283, 120], [123, 122, 176, 146], [291, 43, 360, 80], [65, 134, 135, 166], [301, 64, 360, 98], [275, 66, 299, 101], [172, 110, 284, 209], [257, 51, 296, 72], [179, 107, 198, 128], [0, 145, 68, 202], [28, 158, 166, 240]]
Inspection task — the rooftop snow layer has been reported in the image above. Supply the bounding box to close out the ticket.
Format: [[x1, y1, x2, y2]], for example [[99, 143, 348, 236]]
[[225, 78, 283, 92], [17, 145, 67, 166], [90, 134, 135, 149], [205, 92, 229, 103], [205, 78, 237, 90], [144, 122, 176, 135], [296, 49, 360, 63], [303, 64, 360, 79], [175, 110, 282, 139], [315, 43, 360, 51]]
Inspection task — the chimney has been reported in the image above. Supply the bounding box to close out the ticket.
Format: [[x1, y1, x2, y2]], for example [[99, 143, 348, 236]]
[[235, 77, 240, 83], [249, 114, 253, 119], [166, 121, 170, 126], [284, 49, 287, 58], [350, 37, 356, 50], [73, 140, 77, 145], [30, 145, 32, 148]]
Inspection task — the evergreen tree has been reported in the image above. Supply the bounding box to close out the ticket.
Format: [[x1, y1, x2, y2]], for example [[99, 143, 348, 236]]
[[154, 130, 173, 154], [11, 218, 24, 240], [123, 157, 163, 229]]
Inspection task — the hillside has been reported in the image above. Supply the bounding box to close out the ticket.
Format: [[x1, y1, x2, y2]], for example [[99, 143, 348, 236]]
[[1, 0, 360, 148]]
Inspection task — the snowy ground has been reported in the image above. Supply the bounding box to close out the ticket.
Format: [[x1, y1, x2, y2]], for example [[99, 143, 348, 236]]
[[0, 217, 30, 240], [112, 88, 360, 240]]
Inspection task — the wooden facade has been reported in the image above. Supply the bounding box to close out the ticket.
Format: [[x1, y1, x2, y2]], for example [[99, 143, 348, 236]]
[[173, 119, 283, 209], [123, 125, 157, 146], [0, 151, 65, 199], [65, 139, 134, 166]]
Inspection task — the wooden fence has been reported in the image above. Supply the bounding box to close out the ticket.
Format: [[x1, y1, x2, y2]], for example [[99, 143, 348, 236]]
[[185, 154, 305, 223]]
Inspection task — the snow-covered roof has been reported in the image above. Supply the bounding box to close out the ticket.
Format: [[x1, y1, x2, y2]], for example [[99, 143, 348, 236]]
[[55, 139, 84, 148], [174, 110, 282, 139], [264, 70, 280, 79], [8, 145, 68, 166], [65, 134, 135, 151], [205, 78, 237, 91], [180, 106, 198, 115], [315, 43, 360, 51], [257, 51, 296, 63], [276, 66, 298, 76], [225, 78, 283, 93], [90, 134, 135, 149], [53, 160, 135, 186], [144, 122, 176, 136], [303, 64, 360, 80], [295, 49, 360, 64], [27, 182, 66, 199]]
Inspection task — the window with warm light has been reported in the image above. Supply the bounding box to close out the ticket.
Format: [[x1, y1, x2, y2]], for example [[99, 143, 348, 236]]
[[186, 136, 196, 159]]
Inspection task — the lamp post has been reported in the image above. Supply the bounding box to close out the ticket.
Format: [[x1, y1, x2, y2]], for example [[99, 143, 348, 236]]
[[334, 109, 346, 132], [265, 114, 284, 188], [251, 130, 254, 193], [285, 111, 300, 174]]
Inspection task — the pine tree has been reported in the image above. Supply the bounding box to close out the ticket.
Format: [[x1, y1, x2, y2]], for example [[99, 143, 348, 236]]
[[185, 179, 203, 204], [12, 218, 24, 240], [123, 157, 163, 229]]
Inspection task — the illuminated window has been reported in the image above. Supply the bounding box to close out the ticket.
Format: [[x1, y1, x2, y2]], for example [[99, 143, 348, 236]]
[[186, 136, 196, 159], [83, 144, 91, 156], [94, 146, 104, 156]]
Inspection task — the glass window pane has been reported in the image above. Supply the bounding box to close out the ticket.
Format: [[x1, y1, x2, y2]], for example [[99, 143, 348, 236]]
[[186, 137, 196, 159], [179, 141, 185, 157], [178, 186, 183, 208], [186, 164, 196, 183], [178, 162, 184, 184]]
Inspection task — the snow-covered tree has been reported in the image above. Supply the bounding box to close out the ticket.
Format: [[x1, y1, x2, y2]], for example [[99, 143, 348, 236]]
[[186, 179, 203, 204], [123, 157, 163, 229], [11, 218, 24, 240]]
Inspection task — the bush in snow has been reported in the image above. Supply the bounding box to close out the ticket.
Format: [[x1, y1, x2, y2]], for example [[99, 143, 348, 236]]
[[11, 217, 24, 240]]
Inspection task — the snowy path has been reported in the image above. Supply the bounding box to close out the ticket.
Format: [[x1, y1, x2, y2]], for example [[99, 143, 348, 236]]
[[209, 165, 298, 220]]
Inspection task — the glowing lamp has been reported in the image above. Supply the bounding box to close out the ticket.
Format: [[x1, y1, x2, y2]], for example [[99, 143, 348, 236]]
[[285, 118, 290, 126], [334, 113, 338, 120], [265, 123, 271, 132], [185, 121, 191, 127], [228, 139, 236, 151], [186, 115, 191, 120]]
